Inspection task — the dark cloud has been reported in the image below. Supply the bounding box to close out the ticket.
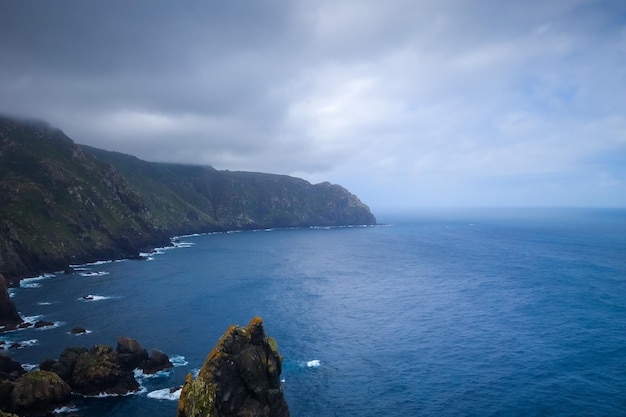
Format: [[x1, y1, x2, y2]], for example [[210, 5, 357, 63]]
[[1, 0, 625, 208]]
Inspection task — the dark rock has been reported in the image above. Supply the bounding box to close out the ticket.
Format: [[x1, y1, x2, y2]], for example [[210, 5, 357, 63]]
[[64, 266, 75, 275], [177, 317, 289, 417], [116, 336, 149, 370], [33, 320, 55, 329], [0, 275, 22, 329], [140, 349, 173, 374], [0, 380, 16, 412], [0, 354, 24, 380], [70, 327, 87, 335], [50, 347, 88, 382], [9, 370, 71, 413], [70, 345, 138, 396], [16, 322, 31, 329], [39, 358, 56, 372]]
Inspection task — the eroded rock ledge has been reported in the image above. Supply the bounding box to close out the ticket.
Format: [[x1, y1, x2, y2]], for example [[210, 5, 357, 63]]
[[177, 317, 290, 417]]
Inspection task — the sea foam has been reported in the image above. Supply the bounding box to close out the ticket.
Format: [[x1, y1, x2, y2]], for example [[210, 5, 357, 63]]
[[147, 387, 182, 401], [306, 359, 321, 368]]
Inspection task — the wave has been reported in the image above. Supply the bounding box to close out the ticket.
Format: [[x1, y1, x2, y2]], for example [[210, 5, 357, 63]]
[[83, 384, 148, 398], [173, 242, 194, 248], [78, 295, 114, 302], [170, 355, 188, 367], [306, 359, 321, 368], [37, 301, 53, 306], [83, 260, 114, 267], [79, 271, 110, 277], [20, 314, 44, 323], [147, 387, 182, 401], [34, 321, 65, 330], [53, 406, 79, 414], [134, 368, 171, 380], [20, 274, 54, 288], [21, 363, 39, 371], [0, 339, 37, 350]]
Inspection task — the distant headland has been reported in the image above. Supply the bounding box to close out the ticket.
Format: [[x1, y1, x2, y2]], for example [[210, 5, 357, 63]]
[[0, 115, 376, 285]]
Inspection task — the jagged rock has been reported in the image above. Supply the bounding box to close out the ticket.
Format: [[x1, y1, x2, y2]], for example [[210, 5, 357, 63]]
[[116, 336, 149, 370], [177, 317, 289, 417], [49, 347, 88, 382], [70, 345, 139, 396], [0, 275, 21, 329], [141, 349, 173, 374], [116, 337, 173, 374], [9, 370, 71, 413]]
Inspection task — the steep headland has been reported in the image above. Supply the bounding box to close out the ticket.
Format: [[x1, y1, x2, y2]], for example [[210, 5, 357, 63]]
[[0, 115, 376, 285]]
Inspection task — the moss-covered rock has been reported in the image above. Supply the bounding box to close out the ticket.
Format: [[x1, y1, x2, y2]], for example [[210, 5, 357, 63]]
[[9, 370, 71, 413], [70, 344, 139, 396], [177, 317, 289, 417]]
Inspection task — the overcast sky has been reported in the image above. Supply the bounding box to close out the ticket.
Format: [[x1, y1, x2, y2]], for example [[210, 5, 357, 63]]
[[1, 1, 625, 211]]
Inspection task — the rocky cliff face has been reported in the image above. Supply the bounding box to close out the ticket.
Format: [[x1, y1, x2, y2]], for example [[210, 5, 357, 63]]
[[177, 318, 289, 417], [0, 274, 21, 328], [0, 115, 376, 284]]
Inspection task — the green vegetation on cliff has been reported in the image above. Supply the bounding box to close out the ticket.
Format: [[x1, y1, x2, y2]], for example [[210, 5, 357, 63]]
[[0, 115, 376, 284]]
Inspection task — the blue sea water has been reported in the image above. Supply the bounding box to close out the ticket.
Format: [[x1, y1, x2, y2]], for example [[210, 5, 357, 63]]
[[4, 208, 626, 416]]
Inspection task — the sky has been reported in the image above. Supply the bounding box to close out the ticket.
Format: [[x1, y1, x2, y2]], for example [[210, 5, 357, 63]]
[[1, 0, 625, 211]]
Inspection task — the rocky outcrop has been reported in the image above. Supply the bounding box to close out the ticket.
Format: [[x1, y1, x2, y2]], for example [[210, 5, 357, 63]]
[[40, 338, 173, 397], [0, 337, 173, 415], [177, 317, 289, 417], [0, 355, 71, 415], [9, 371, 71, 413], [0, 274, 21, 329], [116, 336, 173, 374], [69, 345, 139, 396], [0, 115, 376, 284]]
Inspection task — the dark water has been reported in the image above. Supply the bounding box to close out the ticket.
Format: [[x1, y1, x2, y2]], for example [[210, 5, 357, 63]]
[[4, 208, 626, 416]]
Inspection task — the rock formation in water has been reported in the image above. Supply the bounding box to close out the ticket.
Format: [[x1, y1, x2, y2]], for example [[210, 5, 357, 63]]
[[0, 274, 21, 329], [38, 337, 173, 396], [0, 115, 376, 285], [177, 317, 289, 417], [0, 336, 172, 415]]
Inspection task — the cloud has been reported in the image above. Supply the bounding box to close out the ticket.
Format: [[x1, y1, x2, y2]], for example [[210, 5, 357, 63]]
[[1, 0, 624, 209]]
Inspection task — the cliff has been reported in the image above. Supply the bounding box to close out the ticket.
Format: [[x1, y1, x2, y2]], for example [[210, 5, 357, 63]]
[[177, 318, 289, 417], [0, 115, 376, 285], [0, 274, 21, 328]]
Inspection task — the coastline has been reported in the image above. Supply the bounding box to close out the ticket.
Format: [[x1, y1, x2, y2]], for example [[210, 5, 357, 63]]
[[8, 222, 379, 288]]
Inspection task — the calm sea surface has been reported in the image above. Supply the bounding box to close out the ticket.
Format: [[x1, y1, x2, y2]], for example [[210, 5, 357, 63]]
[[5, 208, 626, 416]]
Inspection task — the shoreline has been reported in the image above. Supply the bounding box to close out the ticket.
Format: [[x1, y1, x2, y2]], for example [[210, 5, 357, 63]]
[[8, 222, 379, 288]]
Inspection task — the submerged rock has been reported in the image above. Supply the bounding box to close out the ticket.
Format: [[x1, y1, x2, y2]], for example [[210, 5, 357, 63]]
[[177, 317, 289, 417]]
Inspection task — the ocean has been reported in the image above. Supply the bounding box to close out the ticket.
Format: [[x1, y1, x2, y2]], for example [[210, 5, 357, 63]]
[[4, 208, 626, 416]]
